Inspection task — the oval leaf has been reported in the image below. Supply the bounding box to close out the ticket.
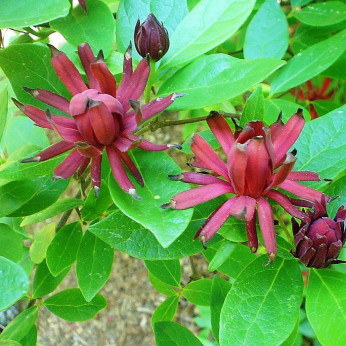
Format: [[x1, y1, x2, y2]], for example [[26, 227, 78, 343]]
[[0, 224, 23, 263], [183, 279, 213, 306], [152, 296, 179, 327], [145, 260, 181, 287]]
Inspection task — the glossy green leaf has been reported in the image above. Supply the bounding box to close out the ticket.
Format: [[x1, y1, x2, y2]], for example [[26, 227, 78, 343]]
[[76, 232, 114, 302], [183, 279, 213, 306], [0, 44, 70, 110], [0, 256, 29, 311], [306, 269, 346, 346], [29, 223, 56, 264], [149, 273, 179, 296], [294, 105, 346, 189], [154, 321, 203, 345], [210, 276, 232, 343], [21, 199, 83, 226], [158, 54, 285, 110], [18, 249, 35, 277], [161, 0, 255, 68], [244, 0, 288, 59], [208, 241, 235, 272], [152, 296, 179, 326], [241, 86, 265, 126], [282, 317, 300, 346], [220, 257, 303, 346], [50, 0, 115, 57], [291, 0, 313, 9], [19, 325, 37, 346], [271, 29, 346, 94], [324, 176, 346, 218], [32, 260, 70, 298], [294, 2, 346, 27], [0, 0, 70, 29], [46, 222, 83, 276], [0, 224, 23, 263], [82, 180, 112, 221], [0, 86, 8, 144], [0, 341, 21, 346], [44, 289, 107, 321], [323, 52, 346, 80], [116, 0, 188, 55], [0, 306, 38, 341], [108, 150, 193, 248], [145, 260, 181, 287]]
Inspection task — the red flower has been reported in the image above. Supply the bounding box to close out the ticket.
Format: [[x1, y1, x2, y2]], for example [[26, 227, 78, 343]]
[[13, 43, 181, 198], [291, 78, 334, 120], [292, 197, 346, 268], [162, 111, 328, 262]]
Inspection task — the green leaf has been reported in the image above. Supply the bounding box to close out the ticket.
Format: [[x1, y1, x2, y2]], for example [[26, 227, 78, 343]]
[[306, 269, 346, 346], [160, 0, 255, 68], [294, 2, 346, 27], [152, 296, 179, 327], [82, 180, 112, 221], [154, 321, 203, 346], [220, 257, 303, 346], [18, 249, 35, 277], [181, 129, 220, 154], [50, 0, 115, 57], [0, 86, 8, 145], [158, 54, 285, 110], [0, 341, 21, 346], [108, 151, 193, 248], [0, 0, 70, 29], [210, 276, 232, 343], [244, 0, 288, 59], [21, 199, 83, 226], [145, 260, 181, 287], [282, 317, 300, 346], [32, 260, 70, 298], [88, 205, 207, 260], [19, 325, 37, 346], [116, 0, 188, 55], [29, 223, 56, 264], [323, 52, 346, 80], [0, 256, 29, 311], [270, 29, 346, 94], [44, 289, 107, 321], [324, 176, 346, 218], [291, 0, 313, 9], [241, 86, 265, 126], [76, 232, 114, 302], [208, 241, 235, 272], [0, 224, 23, 263], [46, 222, 83, 276], [183, 279, 213, 306], [149, 273, 179, 296], [294, 105, 346, 189], [0, 306, 38, 341], [0, 44, 70, 110]]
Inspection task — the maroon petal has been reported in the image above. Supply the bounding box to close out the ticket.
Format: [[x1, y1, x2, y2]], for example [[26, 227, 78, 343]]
[[48, 44, 87, 96], [268, 153, 296, 189], [168, 172, 226, 185], [228, 143, 247, 195], [128, 100, 142, 125], [78, 43, 99, 90], [91, 52, 117, 98], [266, 190, 307, 221], [269, 112, 284, 142], [289, 198, 314, 208], [22, 141, 74, 163], [278, 180, 325, 203], [309, 244, 327, 268], [113, 135, 137, 152], [91, 155, 102, 196], [116, 45, 133, 102], [162, 183, 233, 210], [118, 151, 144, 186], [256, 197, 277, 260], [327, 240, 343, 259], [287, 171, 321, 181], [23, 88, 70, 114], [191, 134, 229, 180], [187, 156, 211, 170], [55, 125, 84, 143], [106, 146, 140, 199], [87, 99, 118, 145], [207, 112, 234, 155], [141, 94, 178, 121], [53, 149, 85, 179], [272, 110, 305, 167], [246, 214, 258, 253], [76, 157, 91, 178], [79, 0, 87, 11]]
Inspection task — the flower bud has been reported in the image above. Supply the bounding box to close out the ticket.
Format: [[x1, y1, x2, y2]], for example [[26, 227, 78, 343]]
[[292, 198, 346, 268], [134, 13, 169, 61]]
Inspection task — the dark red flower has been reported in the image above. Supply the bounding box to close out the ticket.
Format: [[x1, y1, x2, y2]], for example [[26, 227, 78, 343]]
[[13, 43, 181, 198], [134, 13, 169, 61], [292, 197, 346, 268], [291, 78, 334, 120], [162, 111, 328, 261], [79, 0, 87, 12]]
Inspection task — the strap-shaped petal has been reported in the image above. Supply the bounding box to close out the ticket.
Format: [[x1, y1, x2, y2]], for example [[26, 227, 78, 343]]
[[287, 171, 321, 181], [169, 172, 227, 186], [54, 149, 85, 179], [91, 155, 102, 196], [116, 45, 133, 102], [78, 43, 100, 90], [119, 151, 144, 186], [278, 179, 325, 202], [228, 142, 247, 195]]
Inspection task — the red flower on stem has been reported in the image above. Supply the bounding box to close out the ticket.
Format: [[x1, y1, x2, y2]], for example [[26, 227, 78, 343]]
[[291, 78, 334, 120], [162, 111, 328, 262], [292, 197, 346, 268], [13, 43, 181, 198]]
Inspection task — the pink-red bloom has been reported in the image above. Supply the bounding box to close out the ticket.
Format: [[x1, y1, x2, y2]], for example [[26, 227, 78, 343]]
[[163, 110, 328, 261], [291, 78, 334, 120], [292, 197, 346, 268], [14, 43, 181, 198]]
